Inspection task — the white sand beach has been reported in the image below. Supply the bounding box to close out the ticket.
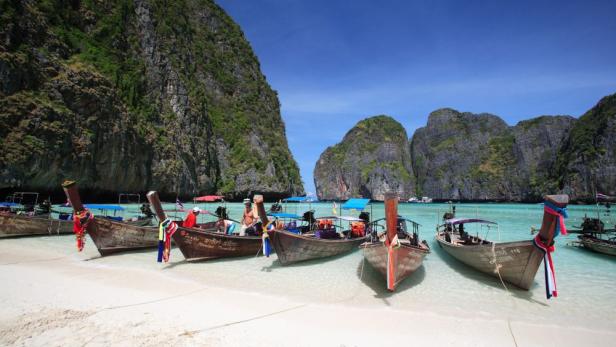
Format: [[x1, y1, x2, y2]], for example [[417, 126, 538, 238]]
[[1, 235, 614, 347]]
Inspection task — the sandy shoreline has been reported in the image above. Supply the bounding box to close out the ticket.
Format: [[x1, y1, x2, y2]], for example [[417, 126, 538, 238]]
[[0, 240, 614, 347]]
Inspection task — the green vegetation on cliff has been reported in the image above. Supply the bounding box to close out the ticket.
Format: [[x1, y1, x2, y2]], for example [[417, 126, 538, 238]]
[[314, 115, 414, 200], [0, 0, 303, 198]]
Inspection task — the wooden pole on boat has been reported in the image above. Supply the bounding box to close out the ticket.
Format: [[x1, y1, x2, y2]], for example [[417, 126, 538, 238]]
[[538, 194, 569, 245], [61, 180, 85, 213], [384, 192, 399, 246], [253, 195, 269, 226], [146, 191, 167, 222]]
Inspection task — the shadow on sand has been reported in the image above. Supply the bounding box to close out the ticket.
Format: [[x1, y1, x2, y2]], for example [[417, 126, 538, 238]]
[[83, 247, 157, 261], [259, 251, 354, 272], [161, 250, 263, 270], [430, 239, 548, 306]]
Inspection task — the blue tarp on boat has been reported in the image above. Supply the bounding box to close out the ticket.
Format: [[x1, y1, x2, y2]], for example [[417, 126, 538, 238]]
[[0, 202, 20, 207], [372, 216, 421, 226], [267, 212, 302, 219], [444, 218, 496, 225], [341, 198, 370, 210], [283, 196, 317, 202], [84, 204, 125, 211]]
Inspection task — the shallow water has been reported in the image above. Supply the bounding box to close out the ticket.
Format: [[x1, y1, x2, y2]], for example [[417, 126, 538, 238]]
[[9, 202, 616, 331]]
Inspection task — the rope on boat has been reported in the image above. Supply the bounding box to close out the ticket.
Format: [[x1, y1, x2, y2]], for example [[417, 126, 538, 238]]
[[491, 237, 519, 347]]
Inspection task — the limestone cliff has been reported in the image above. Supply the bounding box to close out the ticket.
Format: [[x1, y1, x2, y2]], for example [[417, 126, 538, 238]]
[[411, 108, 515, 200], [315, 108, 581, 201], [556, 93, 616, 201], [410, 109, 576, 201], [314, 115, 414, 201], [0, 0, 303, 199]]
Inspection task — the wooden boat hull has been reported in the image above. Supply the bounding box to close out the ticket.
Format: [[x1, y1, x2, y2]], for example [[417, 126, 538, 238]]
[[87, 218, 159, 256], [360, 242, 429, 290], [269, 229, 366, 265], [172, 227, 262, 261], [0, 213, 73, 237], [578, 235, 616, 256], [436, 233, 543, 290], [123, 217, 154, 227]]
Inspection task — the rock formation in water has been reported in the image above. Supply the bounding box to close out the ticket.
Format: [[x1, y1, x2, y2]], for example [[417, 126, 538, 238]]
[[411, 108, 514, 200], [314, 115, 414, 201], [314, 101, 615, 201], [0, 0, 303, 200], [410, 109, 577, 201]]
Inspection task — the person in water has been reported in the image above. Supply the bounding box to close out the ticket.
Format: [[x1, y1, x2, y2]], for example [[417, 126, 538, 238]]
[[240, 198, 256, 236], [184, 206, 200, 228]]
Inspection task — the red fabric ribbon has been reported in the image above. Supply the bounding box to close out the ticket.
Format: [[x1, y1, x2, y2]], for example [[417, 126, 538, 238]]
[[73, 209, 93, 252], [158, 219, 178, 263], [533, 234, 558, 299]]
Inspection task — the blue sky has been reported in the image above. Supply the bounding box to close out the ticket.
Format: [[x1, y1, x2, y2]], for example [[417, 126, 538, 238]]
[[216, 0, 616, 195]]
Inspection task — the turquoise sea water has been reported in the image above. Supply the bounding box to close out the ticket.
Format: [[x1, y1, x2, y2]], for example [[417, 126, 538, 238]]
[[12, 202, 616, 331]]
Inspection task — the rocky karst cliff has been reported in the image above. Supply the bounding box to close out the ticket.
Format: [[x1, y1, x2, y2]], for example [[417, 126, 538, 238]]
[[555, 93, 616, 201], [314, 115, 414, 201], [411, 109, 516, 200], [0, 0, 303, 199], [410, 109, 576, 201], [314, 97, 616, 202]]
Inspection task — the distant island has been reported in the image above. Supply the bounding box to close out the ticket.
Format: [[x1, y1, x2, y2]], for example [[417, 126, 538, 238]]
[[314, 93, 616, 203]]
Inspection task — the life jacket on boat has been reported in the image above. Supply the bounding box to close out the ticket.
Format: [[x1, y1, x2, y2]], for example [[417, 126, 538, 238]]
[[183, 211, 198, 228], [318, 219, 333, 230], [351, 222, 365, 237]]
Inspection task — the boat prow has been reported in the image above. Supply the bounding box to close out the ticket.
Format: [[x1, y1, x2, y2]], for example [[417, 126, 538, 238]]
[[360, 241, 429, 291], [360, 192, 430, 291], [63, 181, 159, 256]]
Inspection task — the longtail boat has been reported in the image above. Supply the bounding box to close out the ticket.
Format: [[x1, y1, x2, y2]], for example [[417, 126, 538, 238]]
[[0, 193, 73, 237], [360, 193, 430, 291], [569, 216, 616, 256], [0, 212, 73, 237], [62, 181, 159, 256], [266, 198, 371, 265], [267, 216, 367, 265], [147, 191, 262, 261], [436, 194, 569, 292]]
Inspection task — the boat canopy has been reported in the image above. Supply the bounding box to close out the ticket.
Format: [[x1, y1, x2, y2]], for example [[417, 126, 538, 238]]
[[0, 202, 20, 207], [372, 216, 421, 227], [268, 212, 302, 219], [194, 195, 224, 202], [84, 204, 125, 211], [283, 196, 316, 202], [341, 198, 370, 210], [317, 215, 364, 222], [444, 218, 497, 225]]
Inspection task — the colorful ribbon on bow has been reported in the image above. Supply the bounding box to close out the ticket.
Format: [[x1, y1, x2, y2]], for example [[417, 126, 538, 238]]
[[544, 200, 568, 236], [533, 200, 568, 299], [262, 232, 272, 257], [386, 234, 400, 291], [72, 209, 93, 252], [157, 218, 178, 263]]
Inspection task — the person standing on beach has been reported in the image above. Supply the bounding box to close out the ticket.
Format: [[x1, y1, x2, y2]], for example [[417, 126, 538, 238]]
[[183, 207, 200, 228], [240, 198, 256, 236]]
